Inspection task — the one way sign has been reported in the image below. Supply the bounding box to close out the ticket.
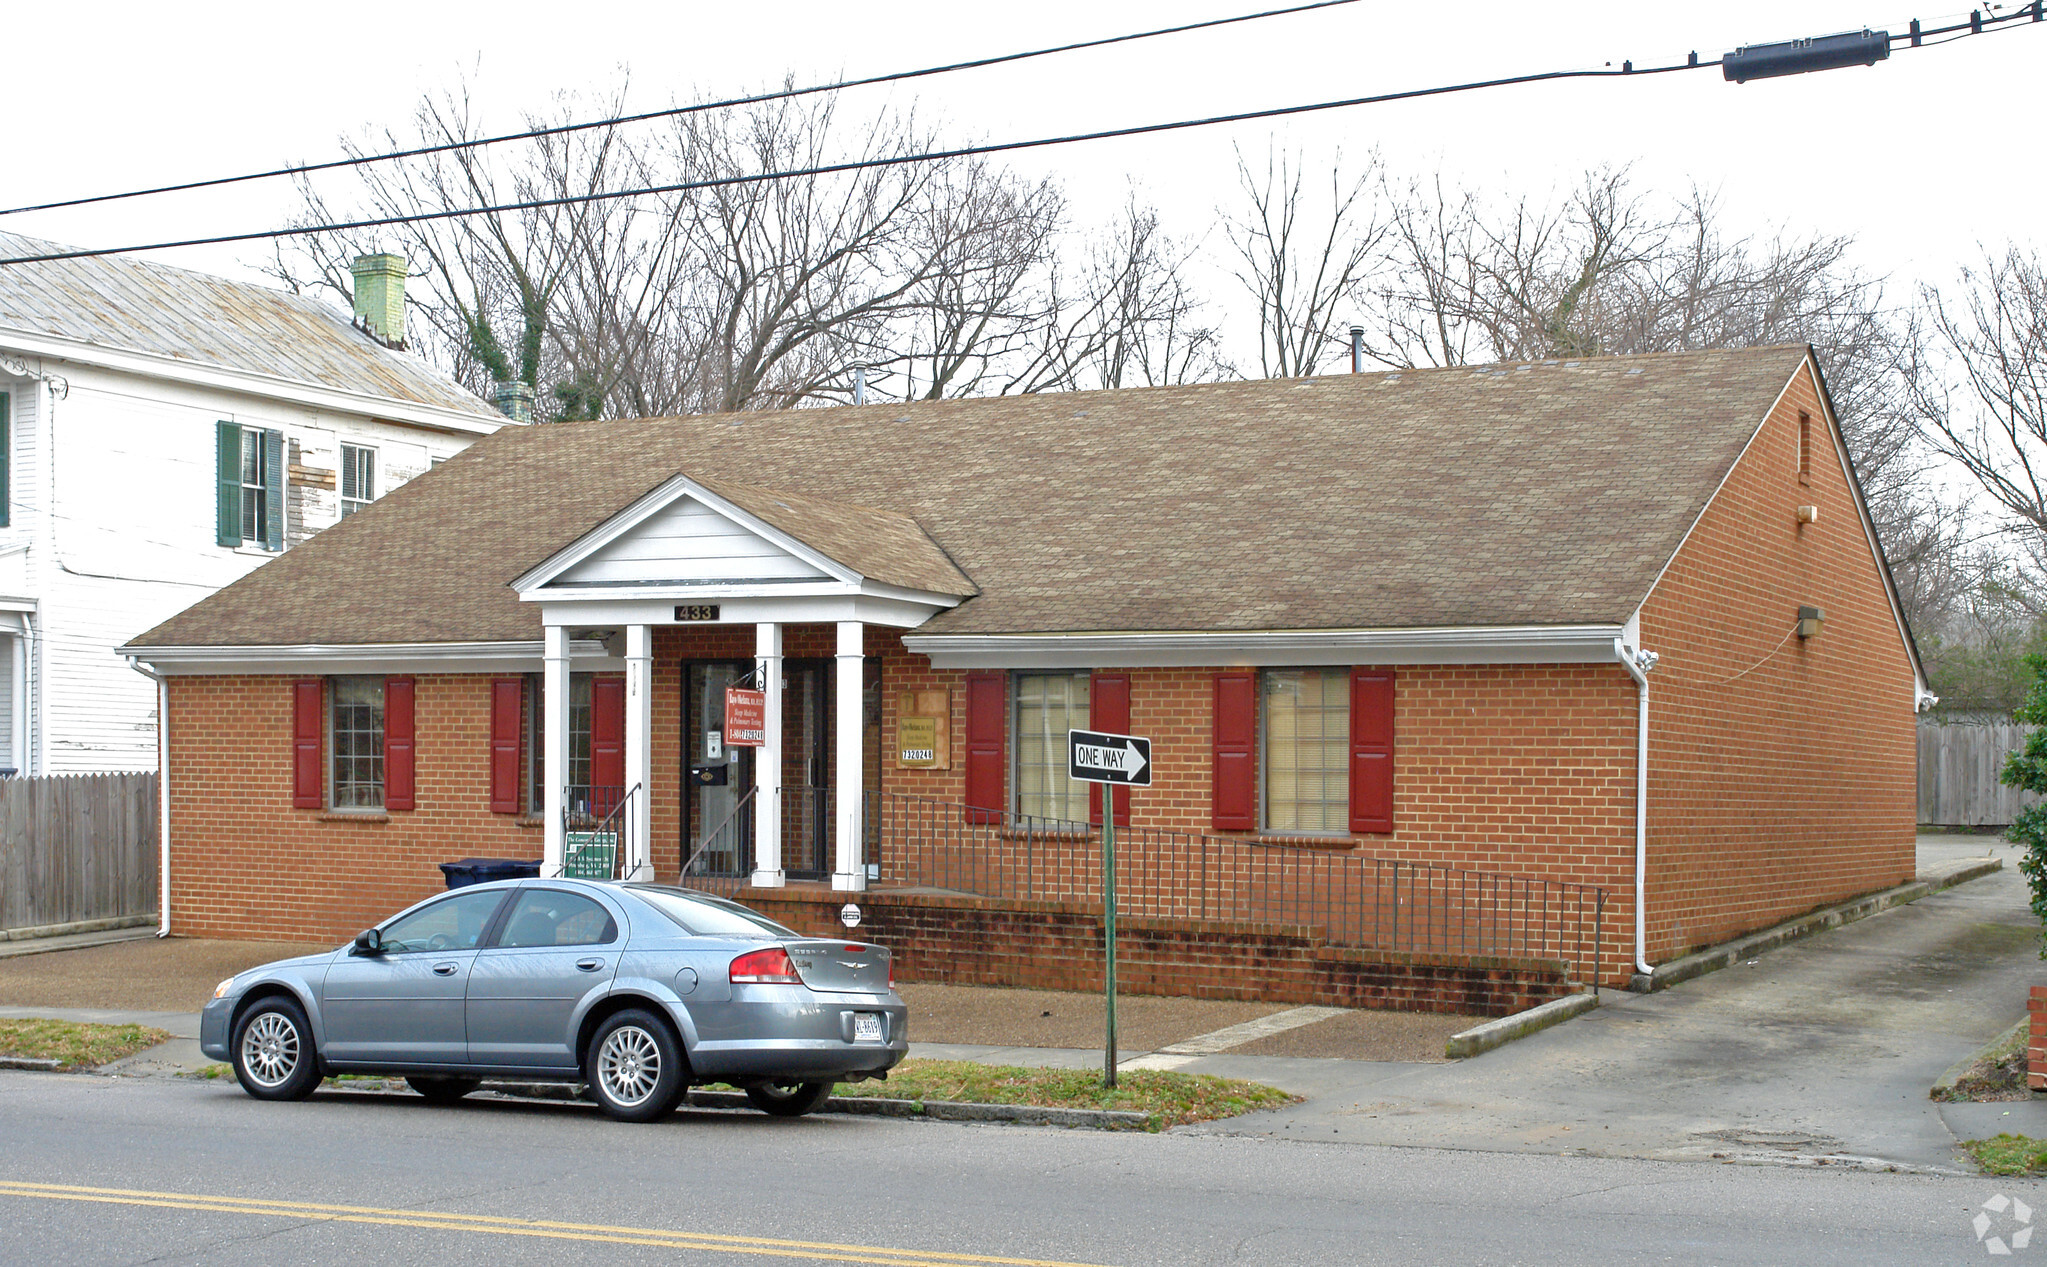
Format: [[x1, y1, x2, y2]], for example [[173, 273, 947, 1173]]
[[1067, 729, 1152, 786]]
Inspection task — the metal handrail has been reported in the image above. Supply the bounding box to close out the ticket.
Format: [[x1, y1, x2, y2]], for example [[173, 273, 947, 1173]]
[[682, 785, 758, 879], [590, 781, 641, 879]]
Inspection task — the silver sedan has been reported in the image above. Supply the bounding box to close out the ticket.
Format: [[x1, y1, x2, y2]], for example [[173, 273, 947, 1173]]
[[199, 879, 907, 1122]]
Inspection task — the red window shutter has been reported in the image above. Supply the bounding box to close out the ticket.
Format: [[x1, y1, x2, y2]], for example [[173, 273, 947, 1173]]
[[385, 677, 416, 811], [1211, 672, 1256, 831], [1089, 672, 1132, 828], [1350, 668, 1395, 834], [963, 671, 1006, 825], [590, 676, 626, 794], [488, 678, 523, 814], [291, 679, 324, 809]]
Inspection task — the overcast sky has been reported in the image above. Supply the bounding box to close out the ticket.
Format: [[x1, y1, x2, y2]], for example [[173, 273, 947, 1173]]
[[7, 1, 2040, 309]]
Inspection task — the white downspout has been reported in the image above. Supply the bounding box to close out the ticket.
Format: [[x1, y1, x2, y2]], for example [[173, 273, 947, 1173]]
[[1616, 638, 1658, 980], [126, 657, 170, 937]]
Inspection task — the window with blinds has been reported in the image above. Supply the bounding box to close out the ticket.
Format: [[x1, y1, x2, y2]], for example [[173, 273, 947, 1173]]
[[1014, 671, 1090, 823], [1261, 668, 1350, 832]]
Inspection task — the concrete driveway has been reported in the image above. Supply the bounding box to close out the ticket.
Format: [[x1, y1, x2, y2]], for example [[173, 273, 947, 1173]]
[[1174, 834, 2043, 1170]]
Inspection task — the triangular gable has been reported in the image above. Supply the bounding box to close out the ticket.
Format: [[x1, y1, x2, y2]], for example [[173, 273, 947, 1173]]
[[517, 474, 858, 592]]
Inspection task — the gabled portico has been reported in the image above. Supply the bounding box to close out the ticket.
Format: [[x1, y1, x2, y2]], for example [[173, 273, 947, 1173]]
[[511, 473, 975, 891]]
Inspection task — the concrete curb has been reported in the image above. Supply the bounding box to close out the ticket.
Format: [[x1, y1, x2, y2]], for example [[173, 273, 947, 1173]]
[[0, 1056, 63, 1072], [0, 915, 157, 945], [1930, 1018, 2029, 1101], [478, 1082, 1151, 1129], [1630, 857, 2004, 994], [1445, 991, 1600, 1059]]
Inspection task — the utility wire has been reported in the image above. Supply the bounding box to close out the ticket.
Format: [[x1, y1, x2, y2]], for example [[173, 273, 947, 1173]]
[[0, 59, 1714, 267], [1, 5, 2033, 269], [0, 0, 1361, 219]]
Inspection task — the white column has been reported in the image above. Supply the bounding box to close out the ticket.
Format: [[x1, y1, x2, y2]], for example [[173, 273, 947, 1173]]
[[832, 621, 866, 891], [751, 622, 785, 888], [543, 625, 571, 876], [625, 623, 654, 881]]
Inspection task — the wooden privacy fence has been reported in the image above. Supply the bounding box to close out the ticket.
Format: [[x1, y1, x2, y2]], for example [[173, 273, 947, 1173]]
[[0, 773, 158, 934], [1918, 720, 2040, 827]]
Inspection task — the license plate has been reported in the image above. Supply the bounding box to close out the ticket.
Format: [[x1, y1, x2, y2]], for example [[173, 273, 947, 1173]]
[[853, 1013, 883, 1043]]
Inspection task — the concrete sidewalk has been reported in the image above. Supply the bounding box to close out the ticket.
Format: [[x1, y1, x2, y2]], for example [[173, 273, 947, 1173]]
[[1, 833, 2033, 1175]]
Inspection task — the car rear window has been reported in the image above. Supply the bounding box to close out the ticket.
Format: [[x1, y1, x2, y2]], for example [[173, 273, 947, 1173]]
[[624, 885, 799, 938]]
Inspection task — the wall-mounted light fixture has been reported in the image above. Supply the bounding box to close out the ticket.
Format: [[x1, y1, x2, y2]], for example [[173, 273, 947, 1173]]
[[1797, 606, 1825, 639], [1796, 505, 1819, 524]]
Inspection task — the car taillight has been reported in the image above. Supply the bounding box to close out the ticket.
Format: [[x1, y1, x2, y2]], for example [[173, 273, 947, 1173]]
[[729, 946, 802, 984], [888, 956, 894, 989]]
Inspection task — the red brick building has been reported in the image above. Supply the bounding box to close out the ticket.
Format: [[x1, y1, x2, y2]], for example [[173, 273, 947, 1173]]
[[124, 345, 1926, 1005]]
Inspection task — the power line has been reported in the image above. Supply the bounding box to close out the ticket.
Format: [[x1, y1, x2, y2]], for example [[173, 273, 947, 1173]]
[[0, 60, 1714, 267], [0, 0, 1361, 220], [1, 6, 2033, 270]]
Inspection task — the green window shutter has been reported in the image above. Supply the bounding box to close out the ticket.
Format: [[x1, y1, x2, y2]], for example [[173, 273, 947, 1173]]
[[0, 392, 10, 530], [262, 429, 285, 551], [216, 421, 241, 546]]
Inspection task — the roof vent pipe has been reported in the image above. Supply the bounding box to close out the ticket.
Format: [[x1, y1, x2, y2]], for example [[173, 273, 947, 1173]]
[[854, 367, 867, 406], [349, 253, 408, 349], [1349, 326, 1364, 374]]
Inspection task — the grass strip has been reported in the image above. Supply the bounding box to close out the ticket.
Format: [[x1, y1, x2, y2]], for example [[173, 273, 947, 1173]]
[[825, 1058, 1297, 1131], [1963, 1134, 2047, 1176], [0, 1018, 171, 1070]]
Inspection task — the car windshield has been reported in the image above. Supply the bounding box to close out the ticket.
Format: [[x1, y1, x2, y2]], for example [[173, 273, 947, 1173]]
[[624, 885, 799, 938]]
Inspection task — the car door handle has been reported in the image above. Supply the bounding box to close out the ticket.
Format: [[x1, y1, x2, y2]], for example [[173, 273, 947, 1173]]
[[432, 962, 460, 976], [576, 958, 605, 972]]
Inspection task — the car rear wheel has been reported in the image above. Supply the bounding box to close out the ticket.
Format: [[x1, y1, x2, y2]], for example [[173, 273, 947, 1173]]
[[585, 1009, 685, 1123], [406, 1076, 480, 1104], [744, 1079, 834, 1118], [231, 997, 321, 1101]]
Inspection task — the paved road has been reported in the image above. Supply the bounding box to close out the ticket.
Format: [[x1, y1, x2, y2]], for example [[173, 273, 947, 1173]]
[[0, 1070, 2040, 1266]]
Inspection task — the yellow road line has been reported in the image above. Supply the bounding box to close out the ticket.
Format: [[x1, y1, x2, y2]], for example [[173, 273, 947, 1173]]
[[0, 1180, 1113, 1267]]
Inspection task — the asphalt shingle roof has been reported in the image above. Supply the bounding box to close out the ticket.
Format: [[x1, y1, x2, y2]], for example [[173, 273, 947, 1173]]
[[127, 344, 1813, 649], [0, 231, 496, 419]]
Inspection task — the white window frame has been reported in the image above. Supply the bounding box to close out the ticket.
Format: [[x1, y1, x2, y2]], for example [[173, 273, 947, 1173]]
[[1012, 670, 1091, 824], [340, 443, 377, 517], [328, 674, 386, 811], [1258, 667, 1350, 835]]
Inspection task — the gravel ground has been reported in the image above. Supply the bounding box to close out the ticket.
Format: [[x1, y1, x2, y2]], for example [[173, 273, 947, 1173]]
[[0, 937, 336, 1012], [0, 938, 1480, 1062]]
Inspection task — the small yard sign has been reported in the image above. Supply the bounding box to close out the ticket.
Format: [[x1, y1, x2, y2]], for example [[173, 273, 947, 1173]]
[[724, 687, 766, 747]]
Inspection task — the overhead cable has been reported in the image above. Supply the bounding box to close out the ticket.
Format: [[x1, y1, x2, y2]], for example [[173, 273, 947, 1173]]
[[0, 0, 1361, 219]]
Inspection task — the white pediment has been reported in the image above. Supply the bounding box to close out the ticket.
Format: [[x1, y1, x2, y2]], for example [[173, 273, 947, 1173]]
[[552, 494, 833, 587]]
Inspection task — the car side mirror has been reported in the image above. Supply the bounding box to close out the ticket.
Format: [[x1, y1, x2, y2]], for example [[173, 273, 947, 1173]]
[[352, 927, 384, 956]]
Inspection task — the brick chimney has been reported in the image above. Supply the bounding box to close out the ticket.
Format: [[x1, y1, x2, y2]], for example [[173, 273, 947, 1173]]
[[492, 381, 535, 423], [350, 253, 407, 349]]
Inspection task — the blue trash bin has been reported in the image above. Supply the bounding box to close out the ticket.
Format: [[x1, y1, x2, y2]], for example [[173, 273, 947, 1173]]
[[438, 857, 542, 889]]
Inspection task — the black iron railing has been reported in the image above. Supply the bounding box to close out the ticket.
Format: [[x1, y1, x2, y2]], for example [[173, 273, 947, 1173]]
[[863, 790, 1607, 989]]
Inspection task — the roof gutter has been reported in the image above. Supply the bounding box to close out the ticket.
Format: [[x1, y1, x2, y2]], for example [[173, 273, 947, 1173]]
[[1615, 637, 1659, 980], [906, 624, 1630, 670]]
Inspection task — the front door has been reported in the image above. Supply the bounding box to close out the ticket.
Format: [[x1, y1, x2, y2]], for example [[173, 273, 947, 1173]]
[[683, 658, 833, 880], [320, 888, 509, 1066]]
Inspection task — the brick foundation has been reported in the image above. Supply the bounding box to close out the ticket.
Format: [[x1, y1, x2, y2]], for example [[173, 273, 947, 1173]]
[[2030, 985, 2047, 1091], [734, 887, 1570, 1017]]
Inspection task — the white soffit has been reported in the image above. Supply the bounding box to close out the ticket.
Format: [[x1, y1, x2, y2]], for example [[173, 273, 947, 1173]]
[[905, 625, 1631, 669], [120, 639, 616, 676]]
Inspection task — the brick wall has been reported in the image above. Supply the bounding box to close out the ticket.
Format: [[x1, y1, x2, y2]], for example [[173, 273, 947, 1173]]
[[735, 888, 1570, 1017], [2030, 985, 2047, 1091], [1638, 361, 1918, 961], [165, 672, 550, 940]]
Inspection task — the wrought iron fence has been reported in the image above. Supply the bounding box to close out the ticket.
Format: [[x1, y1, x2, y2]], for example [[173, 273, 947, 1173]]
[[682, 785, 833, 895], [865, 790, 1607, 988]]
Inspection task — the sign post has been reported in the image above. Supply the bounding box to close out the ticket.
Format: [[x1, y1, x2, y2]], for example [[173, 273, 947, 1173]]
[[1067, 727, 1152, 1089]]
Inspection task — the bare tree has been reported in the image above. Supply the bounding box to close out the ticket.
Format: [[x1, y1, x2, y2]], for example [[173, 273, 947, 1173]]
[[1225, 146, 1388, 378]]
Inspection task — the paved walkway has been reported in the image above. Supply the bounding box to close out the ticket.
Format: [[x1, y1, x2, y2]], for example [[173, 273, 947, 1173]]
[[1, 834, 2035, 1172]]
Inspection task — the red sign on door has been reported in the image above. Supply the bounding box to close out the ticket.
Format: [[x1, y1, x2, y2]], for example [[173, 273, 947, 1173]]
[[724, 687, 766, 747]]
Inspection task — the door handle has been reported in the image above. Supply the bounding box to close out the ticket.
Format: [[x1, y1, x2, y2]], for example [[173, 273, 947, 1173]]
[[432, 962, 459, 976], [576, 958, 605, 972]]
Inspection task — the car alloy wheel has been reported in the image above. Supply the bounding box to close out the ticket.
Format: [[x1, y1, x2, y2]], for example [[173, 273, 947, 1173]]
[[744, 1079, 834, 1118], [585, 1009, 685, 1123], [231, 997, 321, 1101]]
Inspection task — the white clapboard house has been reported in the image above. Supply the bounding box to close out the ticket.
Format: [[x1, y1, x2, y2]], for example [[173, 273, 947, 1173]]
[[0, 234, 512, 773]]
